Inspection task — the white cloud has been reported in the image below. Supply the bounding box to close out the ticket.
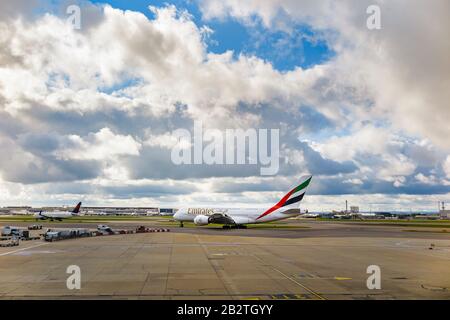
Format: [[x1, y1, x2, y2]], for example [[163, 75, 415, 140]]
[[306, 124, 446, 185], [0, 2, 448, 207], [311, 125, 390, 161], [199, 0, 450, 150], [415, 173, 438, 185], [444, 156, 450, 179], [343, 178, 364, 185], [0, 4, 354, 129], [143, 131, 181, 149], [55, 127, 141, 161]]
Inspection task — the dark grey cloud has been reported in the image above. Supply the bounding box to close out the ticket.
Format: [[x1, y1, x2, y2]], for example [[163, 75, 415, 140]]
[[298, 106, 333, 133], [1, 157, 101, 184], [19, 103, 190, 138], [212, 179, 285, 194], [0, 133, 102, 184], [0, 110, 26, 137], [18, 132, 62, 155], [126, 146, 262, 180], [310, 176, 450, 196], [237, 102, 334, 134], [0, 0, 40, 21], [31, 180, 197, 200], [298, 141, 358, 175], [40, 182, 95, 195], [102, 183, 198, 199]]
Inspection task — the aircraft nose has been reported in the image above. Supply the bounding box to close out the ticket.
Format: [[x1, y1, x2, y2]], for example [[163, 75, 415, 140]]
[[173, 209, 184, 220]]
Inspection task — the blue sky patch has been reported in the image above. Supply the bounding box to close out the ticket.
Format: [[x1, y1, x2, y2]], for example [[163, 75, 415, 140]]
[[87, 0, 334, 71]]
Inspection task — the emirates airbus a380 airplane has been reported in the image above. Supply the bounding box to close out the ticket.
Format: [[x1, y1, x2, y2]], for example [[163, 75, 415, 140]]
[[174, 176, 312, 228]]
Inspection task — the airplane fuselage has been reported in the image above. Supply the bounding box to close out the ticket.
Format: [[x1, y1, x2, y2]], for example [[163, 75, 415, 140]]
[[34, 211, 76, 221], [174, 207, 301, 226]]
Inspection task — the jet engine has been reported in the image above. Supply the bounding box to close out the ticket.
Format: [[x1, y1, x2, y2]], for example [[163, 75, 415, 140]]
[[193, 215, 210, 226]]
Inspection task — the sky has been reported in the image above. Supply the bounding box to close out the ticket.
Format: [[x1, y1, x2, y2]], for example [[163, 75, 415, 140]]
[[0, 0, 449, 211]]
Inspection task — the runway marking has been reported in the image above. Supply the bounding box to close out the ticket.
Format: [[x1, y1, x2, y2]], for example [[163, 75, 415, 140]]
[[271, 267, 326, 300], [395, 240, 414, 247], [249, 252, 327, 300], [195, 235, 240, 298], [296, 274, 352, 281], [0, 243, 49, 256], [334, 277, 352, 281]]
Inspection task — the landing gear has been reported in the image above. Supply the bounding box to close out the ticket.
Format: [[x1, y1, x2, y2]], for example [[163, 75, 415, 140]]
[[179, 221, 184, 228], [222, 225, 247, 229]]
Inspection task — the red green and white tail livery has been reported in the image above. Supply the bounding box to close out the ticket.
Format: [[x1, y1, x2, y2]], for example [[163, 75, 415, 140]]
[[174, 176, 312, 227]]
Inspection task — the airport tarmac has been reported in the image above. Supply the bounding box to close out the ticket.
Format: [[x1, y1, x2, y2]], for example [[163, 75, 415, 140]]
[[0, 220, 449, 299], [4, 219, 449, 239]]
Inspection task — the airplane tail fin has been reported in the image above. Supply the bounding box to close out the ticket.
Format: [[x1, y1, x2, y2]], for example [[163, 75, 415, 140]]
[[256, 176, 312, 220], [279, 175, 312, 210], [72, 202, 82, 214]]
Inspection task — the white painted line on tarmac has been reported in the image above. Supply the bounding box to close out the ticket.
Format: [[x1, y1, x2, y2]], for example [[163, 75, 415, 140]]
[[0, 243, 49, 256]]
